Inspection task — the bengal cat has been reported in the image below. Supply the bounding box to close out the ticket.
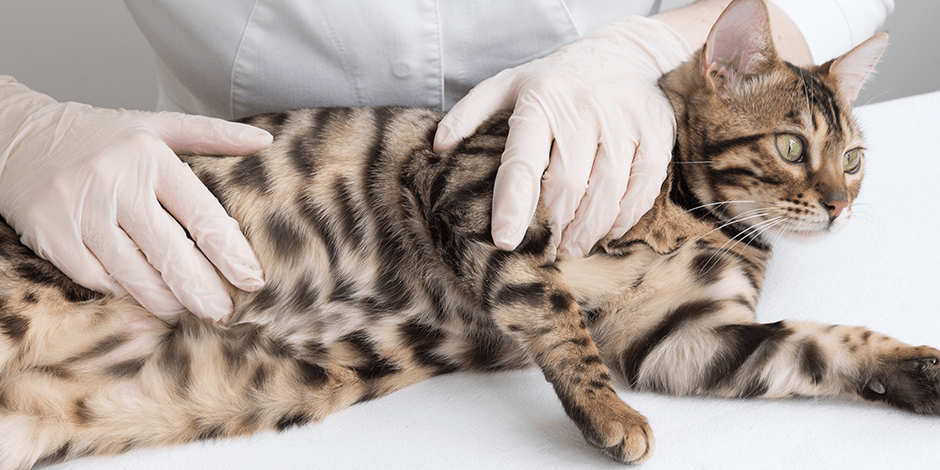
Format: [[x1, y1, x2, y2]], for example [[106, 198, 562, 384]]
[[0, 0, 934, 468]]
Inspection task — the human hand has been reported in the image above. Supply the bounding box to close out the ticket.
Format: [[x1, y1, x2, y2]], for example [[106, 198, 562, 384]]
[[0, 77, 271, 323], [434, 17, 691, 258]]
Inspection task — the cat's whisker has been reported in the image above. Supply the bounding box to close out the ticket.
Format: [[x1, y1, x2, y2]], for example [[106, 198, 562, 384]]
[[690, 208, 777, 243], [697, 215, 784, 273], [663, 200, 760, 222]]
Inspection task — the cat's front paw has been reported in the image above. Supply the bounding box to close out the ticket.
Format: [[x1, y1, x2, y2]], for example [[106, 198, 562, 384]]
[[567, 392, 654, 464], [860, 345, 940, 415]]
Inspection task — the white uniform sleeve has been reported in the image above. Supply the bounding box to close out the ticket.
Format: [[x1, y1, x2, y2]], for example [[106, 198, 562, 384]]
[[772, 0, 895, 63]]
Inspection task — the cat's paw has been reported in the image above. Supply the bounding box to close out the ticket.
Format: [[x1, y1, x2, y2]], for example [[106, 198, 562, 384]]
[[569, 394, 654, 464], [860, 345, 940, 415]]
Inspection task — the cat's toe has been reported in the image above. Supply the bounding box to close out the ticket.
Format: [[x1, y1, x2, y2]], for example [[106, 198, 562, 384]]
[[597, 414, 654, 465], [574, 395, 654, 464]]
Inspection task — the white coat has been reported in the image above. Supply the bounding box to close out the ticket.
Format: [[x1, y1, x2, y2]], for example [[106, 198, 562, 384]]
[[123, 0, 893, 119]]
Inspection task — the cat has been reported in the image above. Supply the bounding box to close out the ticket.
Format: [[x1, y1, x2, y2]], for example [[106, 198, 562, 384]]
[[0, 0, 935, 468]]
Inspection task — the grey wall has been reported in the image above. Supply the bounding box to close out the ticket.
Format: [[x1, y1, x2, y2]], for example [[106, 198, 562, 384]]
[[0, 0, 157, 110], [0, 1, 937, 110], [857, 0, 940, 105]]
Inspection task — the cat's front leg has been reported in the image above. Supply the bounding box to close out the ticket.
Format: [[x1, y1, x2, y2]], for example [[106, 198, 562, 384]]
[[482, 251, 653, 463]]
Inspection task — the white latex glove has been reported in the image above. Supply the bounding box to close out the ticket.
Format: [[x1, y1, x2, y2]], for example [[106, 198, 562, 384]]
[[0, 77, 271, 323], [433, 17, 691, 258]]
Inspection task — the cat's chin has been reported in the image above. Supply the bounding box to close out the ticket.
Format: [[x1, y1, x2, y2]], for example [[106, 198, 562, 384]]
[[781, 229, 830, 243]]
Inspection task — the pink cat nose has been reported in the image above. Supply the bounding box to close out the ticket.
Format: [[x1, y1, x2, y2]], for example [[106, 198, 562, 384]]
[[823, 199, 848, 219]]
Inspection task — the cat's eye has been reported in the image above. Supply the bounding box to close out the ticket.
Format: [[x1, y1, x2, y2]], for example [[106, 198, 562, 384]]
[[776, 134, 803, 163], [843, 148, 863, 174]]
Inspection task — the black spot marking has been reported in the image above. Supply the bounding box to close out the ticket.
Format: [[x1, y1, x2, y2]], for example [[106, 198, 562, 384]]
[[275, 413, 310, 431], [0, 312, 29, 341], [23, 292, 39, 303], [332, 177, 367, 249], [621, 300, 723, 386], [105, 357, 147, 378], [75, 397, 94, 424], [196, 423, 226, 440], [342, 330, 401, 380], [247, 285, 280, 313], [266, 212, 305, 261], [298, 194, 343, 273], [549, 291, 574, 312], [296, 360, 329, 387], [799, 340, 826, 384], [14, 263, 59, 286], [467, 330, 511, 371], [582, 307, 603, 326], [515, 223, 553, 256], [250, 365, 268, 391], [14, 263, 104, 302], [159, 332, 192, 392], [569, 337, 590, 348], [739, 378, 770, 398], [36, 441, 72, 466], [399, 319, 457, 374], [494, 282, 547, 307], [67, 334, 126, 363], [230, 155, 271, 194], [691, 251, 726, 285], [480, 250, 513, 310], [372, 268, 413, 313], [328, 276, 356, 303], [704, 321, 790, 389], [583, 355, 603, 366], [289, 275, 319, 311], [36, 364, 72, 380], [288, 136, 315, 177]]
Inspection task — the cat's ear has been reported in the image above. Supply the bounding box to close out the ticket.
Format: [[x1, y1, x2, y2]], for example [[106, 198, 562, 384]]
[[826, 33, 888, 105], [701, 0, 776, 92]]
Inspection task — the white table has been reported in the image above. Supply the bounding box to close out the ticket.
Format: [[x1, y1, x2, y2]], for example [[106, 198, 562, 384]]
[[51, 91, 940, 470]]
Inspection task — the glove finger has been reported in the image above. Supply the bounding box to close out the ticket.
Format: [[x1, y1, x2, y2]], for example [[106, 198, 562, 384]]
[[610, 120, 674, 239], [541, 133, 596, 249], [115, 176, 236, 323], [433, 68, 518, 152], [148, 111, 273, 156], [559, 140, 634, 258], [154, 149, 265, 293], [83, 223, 186, 323], [30, 232, 118, 296], [490, 95, 554, 250]]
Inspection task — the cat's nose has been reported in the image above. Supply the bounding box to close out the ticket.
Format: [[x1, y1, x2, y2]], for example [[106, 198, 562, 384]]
[[821, 199, 848, 219]]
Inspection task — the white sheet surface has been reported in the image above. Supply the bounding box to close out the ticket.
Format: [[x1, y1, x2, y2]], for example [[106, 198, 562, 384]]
[[48, 91, 940, 470]]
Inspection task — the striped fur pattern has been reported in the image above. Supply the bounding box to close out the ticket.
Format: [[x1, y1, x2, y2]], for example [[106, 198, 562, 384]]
[[0, 2, 937, 468]]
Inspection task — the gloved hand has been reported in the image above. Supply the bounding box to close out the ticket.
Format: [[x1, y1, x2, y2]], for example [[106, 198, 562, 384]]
[[0, 76, 271, 323], [434, 16, 691, 258]]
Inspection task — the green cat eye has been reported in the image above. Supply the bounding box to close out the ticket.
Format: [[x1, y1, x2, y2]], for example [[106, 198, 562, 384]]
[[843, 148, 863, 173], [776, 134, 803, 163]]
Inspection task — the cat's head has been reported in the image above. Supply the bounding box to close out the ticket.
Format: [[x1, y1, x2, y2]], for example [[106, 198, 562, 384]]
[[660, 0, 887, 241]]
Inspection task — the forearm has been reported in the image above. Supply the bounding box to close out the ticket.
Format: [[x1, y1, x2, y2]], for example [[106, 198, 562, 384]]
[[651, 0, 812, 66]]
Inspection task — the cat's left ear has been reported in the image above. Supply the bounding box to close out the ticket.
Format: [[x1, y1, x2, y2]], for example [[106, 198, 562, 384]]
[[702, 0, 777, 92], [825, 33, 889, 105]]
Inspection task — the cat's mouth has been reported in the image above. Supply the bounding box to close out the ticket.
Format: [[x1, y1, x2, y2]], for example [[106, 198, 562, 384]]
[[774, 208, 852, 242]]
